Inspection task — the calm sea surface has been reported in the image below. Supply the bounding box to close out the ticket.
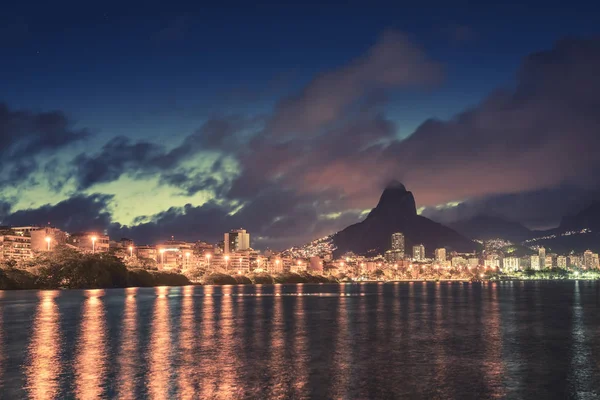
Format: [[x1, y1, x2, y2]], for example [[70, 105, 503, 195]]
[[0, 282, 599, 399]]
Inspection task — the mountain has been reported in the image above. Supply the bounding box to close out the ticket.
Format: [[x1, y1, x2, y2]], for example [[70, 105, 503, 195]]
[[556, 201, 600, 232], [448, 215, 532, 242], [332, 182, 478, 257]]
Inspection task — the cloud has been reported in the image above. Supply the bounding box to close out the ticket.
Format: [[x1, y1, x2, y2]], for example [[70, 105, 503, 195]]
[[383, 37, 600, 210], [0, 103, 88, 160], [0, 194, 113, 233], [6, 34, 600, 249]]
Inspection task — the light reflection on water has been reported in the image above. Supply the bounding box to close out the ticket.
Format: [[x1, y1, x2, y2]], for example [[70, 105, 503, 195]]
[[25, 291, 62, 400], [75, 289, 107, 399], [0, 282, 599, 398]]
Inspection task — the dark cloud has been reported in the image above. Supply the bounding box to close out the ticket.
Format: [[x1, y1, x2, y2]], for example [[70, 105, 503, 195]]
[[74, 136, 162, 189], [384, 37, 600, 209], [0, 102, 88, 160], [1, 194, 113, 233]]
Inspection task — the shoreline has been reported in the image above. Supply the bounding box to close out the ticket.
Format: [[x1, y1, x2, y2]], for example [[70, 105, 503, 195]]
[[2, 278, 598, 291]]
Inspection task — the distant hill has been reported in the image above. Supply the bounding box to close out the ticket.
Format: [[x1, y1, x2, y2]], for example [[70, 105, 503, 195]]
[[525, 201, 600, 253], [448, 215, 532, 242], [555, 201, 600, 232], [332, 181, 478, 257]]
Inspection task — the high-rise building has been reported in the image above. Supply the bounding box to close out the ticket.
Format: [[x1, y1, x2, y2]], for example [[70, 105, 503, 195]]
[[557, 256, 567, 269], [584, 250, 594, 270], [224, 229, 250, 254], [391, 233, 404, 252], [503, 257, 520, 271], [531, 255, 540, 270], [593, 253, 600, 270], [435, 248, 446, 263], [545, 255, 553, 269], [539, 247, 546, 268], [413, 244, 425, 261]]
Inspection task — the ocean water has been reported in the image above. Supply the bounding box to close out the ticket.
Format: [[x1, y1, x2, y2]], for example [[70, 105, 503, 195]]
[[0, 281, 599, 399]]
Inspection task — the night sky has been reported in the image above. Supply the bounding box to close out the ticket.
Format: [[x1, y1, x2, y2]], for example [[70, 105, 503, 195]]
[[1, 1, 600, 248]]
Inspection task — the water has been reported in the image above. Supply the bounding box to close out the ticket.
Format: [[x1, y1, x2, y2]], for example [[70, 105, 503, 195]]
[[0, 282, 599, 399]]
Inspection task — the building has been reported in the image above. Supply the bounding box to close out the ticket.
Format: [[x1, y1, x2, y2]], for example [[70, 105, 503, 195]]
[[545, 255, 553, 269], [557, 256, 567, 269], [468, 257, 479, 267], [224, 229, 250, 253], [484, 258, 500, 269], [30, 227, 67, 252], [136, 245, 157, 261], [68, 232, 110, 253], [539, 247, 546, 268], [503, 257, 520, 272], [434, 248, 446, 263], [0, 233, 32, 262], [531, 255, 540, 270], [452, 256, 467, 267], [391, 233, 405, 252], [412, 244, 425, 261], [594, 254, 600, 270], [584, 250, 594, 270], [157, 239, 194, 270]]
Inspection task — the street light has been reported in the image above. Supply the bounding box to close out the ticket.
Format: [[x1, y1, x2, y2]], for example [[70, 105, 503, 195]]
[[45, 236, 51, 251], [206, 253, 211, 269], [91, 236, 97, 253], [185, 252, 190, 266], [275, 259, 280, 271], [159, 248, 165, 266], [128, 245, 133, 257], [225, 255, 229, 270]]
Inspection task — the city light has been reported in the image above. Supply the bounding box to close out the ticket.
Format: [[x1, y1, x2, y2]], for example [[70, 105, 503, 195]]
[[45, 236, 51, 251], [90, 236, 97, 253], [128, 245, 133, 257]]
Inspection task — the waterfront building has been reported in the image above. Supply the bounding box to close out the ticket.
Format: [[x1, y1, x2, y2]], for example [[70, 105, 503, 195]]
[[136, 245, 157, 261], [452, 256, 467, 267], [557, 256, 567, 269], [468, 257, 479, 267], [69, 232, 110, 253], [435, 248, 446, 263], [503, 257, 520, 272], [0, 231, 32, 262], [531, 255, 540, 270], [584, 250, 594, 270], [539, 247, 546, 267], [545, 255, 553, 269], [224, 229, 250, 253], [484, 258, 500, 269], [412, 244, 425, 261]]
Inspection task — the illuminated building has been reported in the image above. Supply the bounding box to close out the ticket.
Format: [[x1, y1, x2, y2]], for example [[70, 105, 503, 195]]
[[557, 256, 567, 268], [69, 232, 110, 253], [484, 258, 500, 269], [391, 232, 404, 252], [412, 244, 425, 261], [434, 248, 446, 262], [584, 250, 594, 269], [452, 256, 466, 267], [545, 255, 553, 269], [503, 257, 519, 271], [539, 247, 546, 268], [530, 255, 540, 270], [468, 258, 479, 267], [224, 229, 250, 253], [0, 231, 32, 262]]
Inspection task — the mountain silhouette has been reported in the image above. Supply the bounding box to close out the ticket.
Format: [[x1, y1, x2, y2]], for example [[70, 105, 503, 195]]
[[332, 182, 477, 257], [448, 215, 532, 242]]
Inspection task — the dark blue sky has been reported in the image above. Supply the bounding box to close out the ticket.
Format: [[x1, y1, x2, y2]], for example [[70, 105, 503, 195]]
[[1, 1, 600, 247]]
